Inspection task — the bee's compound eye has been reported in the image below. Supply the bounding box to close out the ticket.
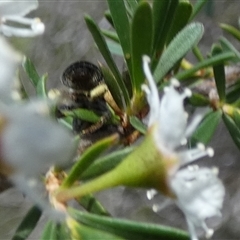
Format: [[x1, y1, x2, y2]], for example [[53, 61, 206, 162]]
[[61, 61, 103, 91]]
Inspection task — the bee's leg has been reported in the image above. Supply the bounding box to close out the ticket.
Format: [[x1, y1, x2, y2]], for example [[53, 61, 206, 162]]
[[80, 114, 110, 135]]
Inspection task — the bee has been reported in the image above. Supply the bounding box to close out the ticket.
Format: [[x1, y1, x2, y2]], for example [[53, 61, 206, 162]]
[[57, 61, 113, 135]]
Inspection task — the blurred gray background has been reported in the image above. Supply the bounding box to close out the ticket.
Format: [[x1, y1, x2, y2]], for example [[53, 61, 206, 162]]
[[1, 0, 240, 239]]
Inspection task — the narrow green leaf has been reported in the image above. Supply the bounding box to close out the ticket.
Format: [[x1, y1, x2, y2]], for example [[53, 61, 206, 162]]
[[62, 134, 119, 187], [131, 2, 152, 93], [219, 37, 240, 60], [211, 44, 226, 101], [220, 23, 240, 42], [188, 93, 210, 106], [36, 73, 48, 98], [22, 57, 40, 88], [106, 40, 124, 56], [107, 0, 131, 73], [152, 0, 179, 58], [104, 11, 114, 27], [154, 22, 204, 83], [62, 108, 101, 123], [223, 113, 240, 150], [78, 194, 110, 216], [192, 45, 204, 61], [101, 29, 119, 43], [99, 63, 125, 109], [40, 221, 56, 240], [190, 0, 208, 20], [69, 209, 189, 240], [73, 221, 124, 240], [166, 0, 193, 44], [129, 116, 147, 134], [176, 51, 235, 80], [85, 15, 130, 106], [191, 110, 221, 145], [12, 206, 42, 240], [232, 109, 240, 127], [58, 117, 73, 130], [81, 146, 134, 180], [18, 76, 29, 99], [56, 223, 70, 239], [125, 0, 138, 13]]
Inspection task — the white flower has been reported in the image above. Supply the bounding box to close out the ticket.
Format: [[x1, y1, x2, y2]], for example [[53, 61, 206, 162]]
[[0, 0, 44, 37], [0, 102, 77, 220], [171, 166, 225, 240], [0, 36, 22, 102], [142, 56, 225, 240]]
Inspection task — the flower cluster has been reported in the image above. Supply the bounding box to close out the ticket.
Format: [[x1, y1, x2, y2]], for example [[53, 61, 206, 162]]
[[0, 1, 76, 220], [142, 56, 225, 240]]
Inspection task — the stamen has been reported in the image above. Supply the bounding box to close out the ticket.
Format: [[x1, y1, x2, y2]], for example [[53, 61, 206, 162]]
[[179, 144, 214, 166], [207, 147, 214, 157], [146, 189, 157, 200], [170, 78, 180, 87], [202, 222, 214, 239], [183, 88, 192, 98], [212, 167, 219, 175], [141, 84, 150, 95]]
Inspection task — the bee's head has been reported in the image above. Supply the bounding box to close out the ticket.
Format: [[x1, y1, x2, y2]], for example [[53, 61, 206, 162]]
[[61, 61, 103, 92]]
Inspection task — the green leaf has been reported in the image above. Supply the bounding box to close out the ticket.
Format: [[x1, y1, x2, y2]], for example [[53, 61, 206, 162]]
[[22, 57, 40, 88], [104, 10, 114, 27], [40, 221, 56, 240], [232, 108, 240, 127], [166, 0, 193, 44], [125, 0, 138, 13], [36, 73, 48, 98], [62, 134, 119, 187], [78, 194, 110, 216], [12, 206, 42, 240], [85, 15, 130, 106], [101, 29, 119, 43], [220, 23, 240, 42], [41, 223, 70, 240], [57, 223, 70, 238], [219, 37, 240, 61], [211, 44, 226, 101], [69, 209, 189, 240], [192, 45, 204, 61], [154, 22, 204, 83], [106, 40, 124, 56], [131, 1, 153, 93], [190, 0, 208, 20], [62, 108, 101, 123], [107, 0, 131, 74], [191, 110, 221, 145], [99, 63, 125, 109], [176, 51, 235, 80], [129, 116, 147, 134], [18, 76, 29, 99], [72, 221, 124, 240], [223, 113, 240, 149], [188, 93, 210, 106], [81, 146, 134, 180], [58, 117, 73, 130], [152, 0, 179, 59]]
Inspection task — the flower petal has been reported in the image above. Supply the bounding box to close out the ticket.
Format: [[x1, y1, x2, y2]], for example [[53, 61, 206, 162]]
[[0, 0, 38, 17], [0, 36, 22, 102], [170, 166, 225, 239], [1, 17, 45, 37], [0, 104, 77, 176], [159, 79, 191, 150], [142, 55, 161, 127]]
